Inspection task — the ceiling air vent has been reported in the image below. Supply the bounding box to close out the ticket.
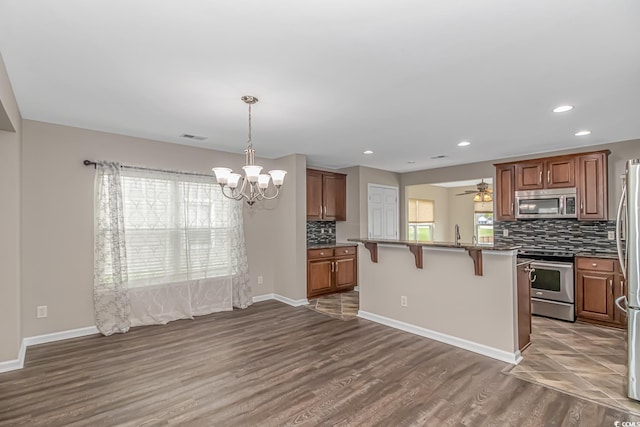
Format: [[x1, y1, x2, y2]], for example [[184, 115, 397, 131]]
[[180, 134, 207, 141], [430, 155, 447, 159]]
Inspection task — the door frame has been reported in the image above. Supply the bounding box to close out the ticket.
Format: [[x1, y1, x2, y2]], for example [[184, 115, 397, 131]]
[[367, 183, 399, 240]]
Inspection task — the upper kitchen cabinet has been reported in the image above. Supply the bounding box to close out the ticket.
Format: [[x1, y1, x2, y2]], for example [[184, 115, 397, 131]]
[[578, 152, 608, 220], [495, 164, 515, 221], [306, 169, 347, 221], [495, 150, 608, 221], [514, 157, 575, 191]]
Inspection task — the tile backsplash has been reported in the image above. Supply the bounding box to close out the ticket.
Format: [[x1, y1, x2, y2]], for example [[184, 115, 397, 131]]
[[494, 219, 617, 253], [307, 221, 336, 245]]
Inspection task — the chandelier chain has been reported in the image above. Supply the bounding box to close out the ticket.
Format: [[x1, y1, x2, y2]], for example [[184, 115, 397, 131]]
[[247, 103, 252, 149]]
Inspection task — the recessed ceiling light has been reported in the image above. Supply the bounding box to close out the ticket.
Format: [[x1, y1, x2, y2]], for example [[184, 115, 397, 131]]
[[458, 141, 471, 147], [553, 105, 574, 113], [575, 130, 591, 136], [363, 150, 374, 155], [430, 155, 447, 159], [407, 161, 416, 164]]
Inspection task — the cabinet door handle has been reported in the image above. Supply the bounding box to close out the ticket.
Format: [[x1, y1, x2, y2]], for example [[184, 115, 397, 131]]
[[580, 201, 584, 213], [319, 205, 323, 217], [511, 202, 514, 215], [621, 280, 625, 296], [592, 263, 597, 267], [609, 279, 613, 295], [547, 170, 550, 184], [539, 171, 542, 184], [330, 261, 334, 272], [335, 262, 338, 272]]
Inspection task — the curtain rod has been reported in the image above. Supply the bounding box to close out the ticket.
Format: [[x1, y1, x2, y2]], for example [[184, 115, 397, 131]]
[[83, 160, 216, 179]]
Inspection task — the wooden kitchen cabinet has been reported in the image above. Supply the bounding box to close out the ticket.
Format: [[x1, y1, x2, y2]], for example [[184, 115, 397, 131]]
[[307, 246, 357, 298], [495, 164, 516, 221], [578, 152, 608, 220], [495, 150, 608, 222], [575, 256, 625, 328], [514, 157, 575, 191], [306, 169, 346, 221], [516, 261, 533, 351]]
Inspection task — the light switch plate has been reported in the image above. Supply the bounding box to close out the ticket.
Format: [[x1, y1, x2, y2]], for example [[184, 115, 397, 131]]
[[503, 229, 509, 237], [608, 231, 615, 240]]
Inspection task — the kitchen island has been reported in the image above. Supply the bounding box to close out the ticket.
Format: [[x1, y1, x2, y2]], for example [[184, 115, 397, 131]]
[[348, 238, 523, 364]]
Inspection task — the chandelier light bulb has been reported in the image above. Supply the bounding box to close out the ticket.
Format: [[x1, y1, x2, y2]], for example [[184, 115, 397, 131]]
[[258, 174, 271, 189], [227, 173, 242, 189], [242, 165, 263, 182], [269, 170, 287, 186], [212, 167, 232, 185]]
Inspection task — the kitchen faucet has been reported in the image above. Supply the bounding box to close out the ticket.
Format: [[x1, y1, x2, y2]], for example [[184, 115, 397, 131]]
[[454, 224, 461, 246]]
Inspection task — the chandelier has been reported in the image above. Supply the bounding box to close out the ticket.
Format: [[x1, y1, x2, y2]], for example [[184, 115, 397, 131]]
[[212, 96, 287, 206]]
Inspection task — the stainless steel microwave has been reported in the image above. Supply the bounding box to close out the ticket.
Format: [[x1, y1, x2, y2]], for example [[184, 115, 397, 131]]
[[514, 188, 577, 219]]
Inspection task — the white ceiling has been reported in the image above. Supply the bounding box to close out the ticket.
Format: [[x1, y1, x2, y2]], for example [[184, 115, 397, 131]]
[[1, 0, 639, 173]]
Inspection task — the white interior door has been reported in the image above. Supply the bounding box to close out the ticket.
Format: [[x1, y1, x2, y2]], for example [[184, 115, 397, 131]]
[[368, 184, 399, 240]]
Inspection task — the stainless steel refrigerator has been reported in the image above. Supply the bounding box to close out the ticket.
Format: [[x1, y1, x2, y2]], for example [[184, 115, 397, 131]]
[[616, 159, 640, 401]]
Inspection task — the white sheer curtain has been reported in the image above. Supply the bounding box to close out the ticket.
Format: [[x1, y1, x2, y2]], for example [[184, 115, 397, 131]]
[[94, 163, 251, 336]]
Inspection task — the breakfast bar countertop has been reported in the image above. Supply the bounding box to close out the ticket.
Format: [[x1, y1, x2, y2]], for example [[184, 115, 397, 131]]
[[346, 238, 520, 252]]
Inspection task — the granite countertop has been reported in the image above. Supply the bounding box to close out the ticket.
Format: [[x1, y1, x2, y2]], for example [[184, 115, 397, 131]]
[[346, 238, 520, 252], [307, 242, 358, 250], [574, 251, 620, 260]]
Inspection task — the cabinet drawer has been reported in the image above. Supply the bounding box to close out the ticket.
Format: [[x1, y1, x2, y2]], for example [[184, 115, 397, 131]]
[[308, 248, 334, 259], [576, 258, 614, 272], [334, 246, 357, 256]]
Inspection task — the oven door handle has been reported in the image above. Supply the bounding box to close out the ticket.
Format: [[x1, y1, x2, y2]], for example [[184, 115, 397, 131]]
[[530, 262, 573, 270]]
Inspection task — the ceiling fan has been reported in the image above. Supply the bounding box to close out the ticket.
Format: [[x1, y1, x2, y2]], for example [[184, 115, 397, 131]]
[[456, 180, 493, 202]]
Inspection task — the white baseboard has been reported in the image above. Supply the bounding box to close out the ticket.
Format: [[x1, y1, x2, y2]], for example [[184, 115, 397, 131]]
[[252, 293, 275, 303], [253, 293, 309, 307], [23, 326, 99, 347], [0, 326, 99, 373], [357, 310, 521, 365]]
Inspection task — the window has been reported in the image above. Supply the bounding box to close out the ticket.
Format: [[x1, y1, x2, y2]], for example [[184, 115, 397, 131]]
[[99, 169, 237, 288], [407, 198, 435, 241]]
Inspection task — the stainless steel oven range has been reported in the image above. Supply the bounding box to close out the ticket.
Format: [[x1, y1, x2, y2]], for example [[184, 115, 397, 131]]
[[517, 249, 575, 322]]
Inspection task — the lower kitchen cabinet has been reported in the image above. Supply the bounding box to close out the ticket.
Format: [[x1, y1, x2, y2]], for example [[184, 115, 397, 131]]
[[575, 257, 626, 328], [516, 260, 533, 351], [307, 246, 358, 298]]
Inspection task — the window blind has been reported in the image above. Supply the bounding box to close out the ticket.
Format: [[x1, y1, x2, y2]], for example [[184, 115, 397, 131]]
[[408, 198, 435, 223]]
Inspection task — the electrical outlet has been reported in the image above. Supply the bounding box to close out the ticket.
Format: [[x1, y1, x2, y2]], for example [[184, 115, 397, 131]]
[[257, 275, 263, 285], [608, 231, 616, 240], [503, 229, 509, 237], [36, 305, 48, 319], [400, 296, 408, 307]]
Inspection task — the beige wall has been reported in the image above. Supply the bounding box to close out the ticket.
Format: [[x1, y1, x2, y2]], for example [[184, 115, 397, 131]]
[[358, 245, 518, 355], [404, 184, 489, 243], [447, 185, 477, 243], [0, 52, 22, 362], [336, 166, 360, 241], [20, 120, 305, 338], [405, 184, 449, 241]]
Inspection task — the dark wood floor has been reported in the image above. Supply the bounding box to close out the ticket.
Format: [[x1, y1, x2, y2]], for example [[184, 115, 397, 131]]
[[0, 301, 636, 426]]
